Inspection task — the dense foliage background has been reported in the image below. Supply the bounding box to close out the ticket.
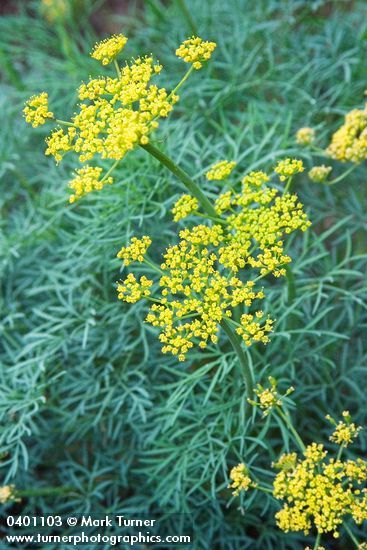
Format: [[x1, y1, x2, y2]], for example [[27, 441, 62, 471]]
[[1, 0, 367, 548]]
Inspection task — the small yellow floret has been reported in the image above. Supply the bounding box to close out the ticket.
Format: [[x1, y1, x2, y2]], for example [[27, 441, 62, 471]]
[[23, 92, 53, 128], [308, 165, 332, 183], [68, 166, 113, 203], [117, 236, 152, 265], [176, 36, 216, 69], [117, 273, 153, 303], [228, 463, 256, 496], [172, 194, 199, 222], [91, 34, 128, 65], [326, 411, 362, 447], [274, 158, 304, 181], [296, 127, 315, 146], [0, 485, 16, 504], [326, 104, 367, 163], [206, 160, 236, 181]]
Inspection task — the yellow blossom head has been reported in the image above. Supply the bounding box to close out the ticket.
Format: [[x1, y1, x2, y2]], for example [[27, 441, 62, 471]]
[[117, 164, 310, 361], [41, 0, 69, 22], [273, 435, 367, 538], [228, 463, 256, 496], [326, 104, 367, 163], [206, 160, 236, 181], [296, 127, 315, 146], [117, 274, 153, 303], [0, 485, 16, 504], [172, 194, 199, 222], [117, 236, 152, 266], [68, 166, 113, 203], [326, 411, 362, 447], [176, 36, 216, 69], [274, 158, 304, 181], [308, 165, 332, 183], [23, 92, 54, 128], [91, 34, 128, 65], [249, 377, 294, 416]]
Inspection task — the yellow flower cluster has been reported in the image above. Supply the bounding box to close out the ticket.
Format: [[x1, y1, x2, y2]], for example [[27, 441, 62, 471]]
[[117, 274, 153, 303], [23, 92, 54, 128], [206, 160, 236, 181], [228, 463, 257, 496], [0, 485, 16, 504], [326, 411, 362, 447], [117, 168, 310, 360], [249, 377, 294, 416], [91, 34, 128, 65], [176, 36, 216, 69], [117, 236, 152, 266], [273, 442, 367, 537], [172, 194, 199, 222], [308, 165, 332, 183], [41, 0, 68, 22], [296, 127, 315, 146], [326, 104, 367, 162], [68, 166, 113, 203], [44, 54, 178, 165], [274, 158, 304, 181]]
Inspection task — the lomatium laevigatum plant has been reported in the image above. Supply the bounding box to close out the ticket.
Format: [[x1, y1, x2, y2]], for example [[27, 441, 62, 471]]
[[24, 33, 311, 403], [26, 33, 367, 550], [229, 379, 367, 549]]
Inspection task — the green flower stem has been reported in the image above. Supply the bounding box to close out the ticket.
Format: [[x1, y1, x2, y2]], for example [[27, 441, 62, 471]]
[[255, 484, 273, 495], [140, 142, 220, 220], [276, 406, 306, 452], [285, 265, 296, 305], [309, 144, 327, 155], [221, 318, 254, 401], [143, 257, 165, 276], [344, 523, 360, 548], [168, 64, 195, 101], [283, 176, 294, 194], [16, 486, 74, 498], [195, 211, 225, 224], [101, 159, 120, 183], [55, 119, 76, 127], [313, 531, 322, 550], [336, 442, 345, 462], [114, 59, 122, 78], [326, 164, 357, 185]]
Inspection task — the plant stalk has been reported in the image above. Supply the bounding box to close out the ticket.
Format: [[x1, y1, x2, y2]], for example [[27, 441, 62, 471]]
[[140, 142, 219, 220], [221, 318, 254, 401]]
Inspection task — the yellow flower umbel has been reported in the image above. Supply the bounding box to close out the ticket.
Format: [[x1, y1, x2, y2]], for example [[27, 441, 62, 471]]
[[206, 160, 236, 181], [91, 34, 128, 65], [172, 194, 199, 222], [68, 166, 113, 203], [117, 165, 310, 360], [41, 0, 68, 22], [228, 463, 257, 496], [273, 419, 367, 538], [274, 158, 304, 181], [248, 377, 294, 416], [326, 410, 362, 447], [0, 485, 16, 504], [308, 165, 332, 183], [23, 92, 54, 128], [326, 104, 367, 162], [117, 236, 152, 266], [25, 34, 190, 200], [296, 127, 315, 146], [117, 274, 153, 303], [176, 36, 216, 69]]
